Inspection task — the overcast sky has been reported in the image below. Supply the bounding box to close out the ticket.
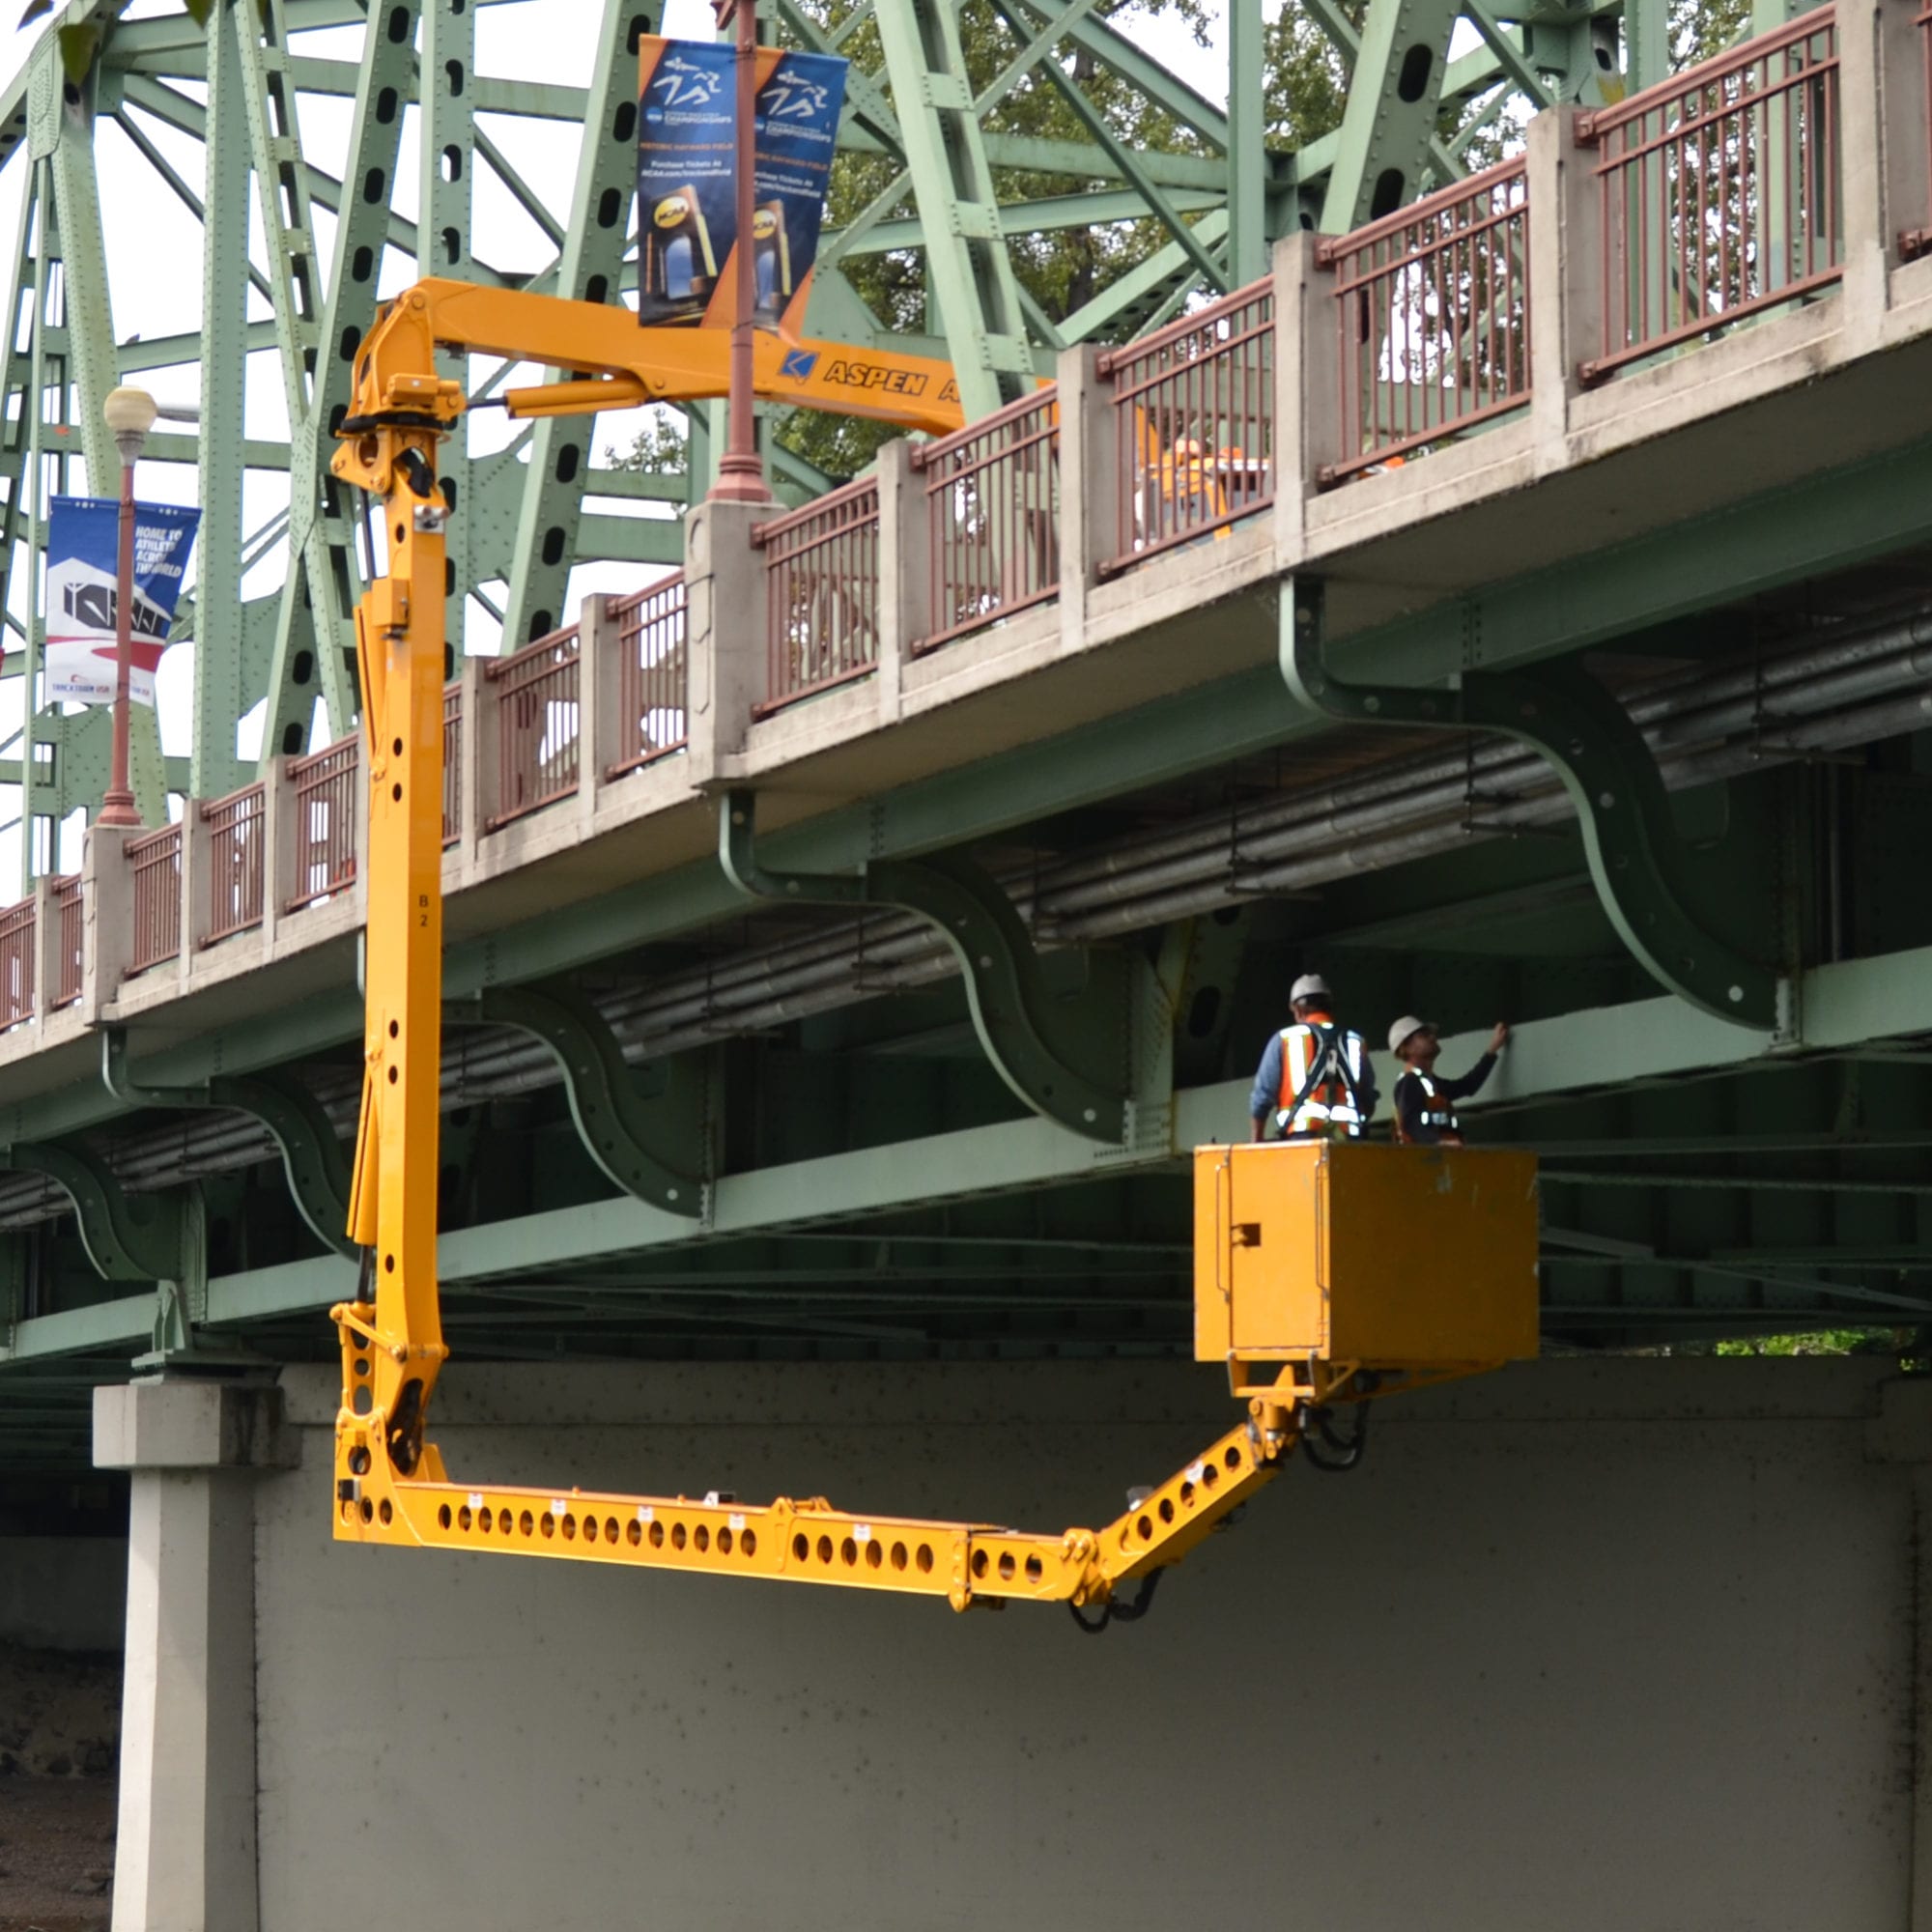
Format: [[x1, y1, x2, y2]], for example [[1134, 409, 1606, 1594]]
[[0, 0, 1236, 878]]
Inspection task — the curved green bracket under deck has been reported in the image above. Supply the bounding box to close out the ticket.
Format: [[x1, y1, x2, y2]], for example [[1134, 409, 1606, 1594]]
[[1279, 578, 1776, 1030], [719, 789, 1129, 1143]]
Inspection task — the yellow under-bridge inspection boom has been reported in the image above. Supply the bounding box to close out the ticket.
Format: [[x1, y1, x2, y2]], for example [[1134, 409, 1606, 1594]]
[[324, 276, 1541, 1617]]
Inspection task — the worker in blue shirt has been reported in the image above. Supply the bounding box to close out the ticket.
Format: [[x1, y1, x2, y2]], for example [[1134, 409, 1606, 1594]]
[[1248, 973, 1378, 1141], [1388, 1015, 1510, 1145]]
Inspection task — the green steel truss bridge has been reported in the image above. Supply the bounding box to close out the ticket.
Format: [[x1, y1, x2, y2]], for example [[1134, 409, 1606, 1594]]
[[2, 0, 1931, 1469]]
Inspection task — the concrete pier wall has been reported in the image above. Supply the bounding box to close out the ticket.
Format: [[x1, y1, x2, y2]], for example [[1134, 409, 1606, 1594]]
[[0, 1537, 127, 1650], [251, 1359, 1913, 1932]]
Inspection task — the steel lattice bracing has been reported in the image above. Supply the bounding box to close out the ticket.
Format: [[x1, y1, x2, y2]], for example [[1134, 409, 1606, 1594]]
[[0, 0, 1725, 873]]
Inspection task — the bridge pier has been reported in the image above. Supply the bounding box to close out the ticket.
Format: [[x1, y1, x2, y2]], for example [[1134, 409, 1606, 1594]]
[[96, 1356, 1898, 1932], [93, 1382, 288, 1932]]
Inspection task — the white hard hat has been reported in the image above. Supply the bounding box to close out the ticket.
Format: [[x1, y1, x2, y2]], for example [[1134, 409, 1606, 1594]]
[[1290, 973, 1330, 1004], [1387, 1014, 1434, 1055]]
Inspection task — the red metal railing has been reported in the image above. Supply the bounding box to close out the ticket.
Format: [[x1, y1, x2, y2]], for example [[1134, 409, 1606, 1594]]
[[202, 783, 266, 945], [287, 737, 359, 910], [912, 387, 1061, 653], [1099, 276, 1273, 574], [128, 824, 183, 974], [609, 577, 690, 776], [51, 876, 81, 1008], [443, 679, 462, 848], [488, 625, 581, 828], [1319, 157, 1531, 484], [0, 895, 33, 1028], [1578, 6, 1841, 383], [754, 479, 880, 714]]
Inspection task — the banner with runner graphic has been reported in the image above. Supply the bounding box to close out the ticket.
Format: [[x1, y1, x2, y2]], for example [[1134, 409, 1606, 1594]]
[[43, 496, 200, 707], [636, 36, 847, 335]]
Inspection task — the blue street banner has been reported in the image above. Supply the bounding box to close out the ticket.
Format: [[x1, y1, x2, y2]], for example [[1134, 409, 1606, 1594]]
[[747, 49, 846, 331], [43, 496, 200, 707], [636, 36, 847, 336]]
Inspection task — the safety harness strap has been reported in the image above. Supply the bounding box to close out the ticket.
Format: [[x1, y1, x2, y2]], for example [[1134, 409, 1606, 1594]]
[[1282, 1022, 1368, 1133]]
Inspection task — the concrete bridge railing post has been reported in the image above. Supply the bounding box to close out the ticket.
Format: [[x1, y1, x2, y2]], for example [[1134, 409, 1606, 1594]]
[[875, 438, 924, 719], [1835, 0, 1928, 330], [456, 652, 492, 863], [259, 755, 295, 951], [683, 497, 773, 786], [177, 797, 211, 984], [1056, 343, 1116, 650], [1526, 104, 1601, 459], [1271, 231, 1337, 558], [578, 591, 619, 827], [29, 871, 57, 1033], [80, 824, 137, 1021]]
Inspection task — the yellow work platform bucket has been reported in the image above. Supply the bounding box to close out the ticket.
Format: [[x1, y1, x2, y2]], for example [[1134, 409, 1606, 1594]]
[[1193, 1142, 1540, 1376]]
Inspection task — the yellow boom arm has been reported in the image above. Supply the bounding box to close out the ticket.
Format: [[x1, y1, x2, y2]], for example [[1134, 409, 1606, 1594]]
[[325, 278, 1539, 1617], [338, 277, 968, 440]]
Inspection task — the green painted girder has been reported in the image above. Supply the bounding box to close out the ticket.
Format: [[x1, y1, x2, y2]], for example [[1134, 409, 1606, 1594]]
[[1280, 578, 1777, 1028], [840, 186, 1227, 259], [190, 0, 252, 799], [499, 0, 646, 652], [1227, 0, 1265, 283], [236, 0, 360, 753], [0, 938, 1910, 1363], [1000, 0, 1230, 153], [872, 0, 1037, 414], [720, 789, 1131, 1143], [0, 1141, 185, 1284], [421, 0, 477, 658], [1321, 0, 1464, 231], [983, 0, 1226, 297], [116, 71, 437, 288], [446, 983, 707, 1218], [99, 1028, 355, 1257], [1302, 0, 1471, 213]]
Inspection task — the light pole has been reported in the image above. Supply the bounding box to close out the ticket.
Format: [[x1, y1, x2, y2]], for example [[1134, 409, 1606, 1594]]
[[97, 384, 158, 829], [709, 0, 771, 504]]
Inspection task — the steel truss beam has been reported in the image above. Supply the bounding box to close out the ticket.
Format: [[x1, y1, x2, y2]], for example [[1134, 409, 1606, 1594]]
[[499, 0, 650, 652], [872, 0, 1036, 418], [237, 0, 355, 750], [447, 983, 707, 1218], [191, 6, 252, 797], [1281, 579, 1777, 1028], [721, 788, 1131, 1143]]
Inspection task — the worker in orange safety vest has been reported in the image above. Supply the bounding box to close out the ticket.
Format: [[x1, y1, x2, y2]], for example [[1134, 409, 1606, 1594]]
[[1388, 1015, 1511, 1146], [1247, 973, 1378, 1142]]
